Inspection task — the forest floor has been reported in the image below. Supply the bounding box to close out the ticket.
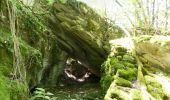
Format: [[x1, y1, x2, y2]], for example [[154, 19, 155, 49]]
[[44, 82, 104, 100]]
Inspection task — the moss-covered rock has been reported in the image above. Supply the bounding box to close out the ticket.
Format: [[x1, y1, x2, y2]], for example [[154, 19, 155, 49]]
[[114, 77, 132, 87], [122, 54, 136, 63], [100, 75, 114, 91], [145, 75, 165, 100], [117, 68, 137, 81], [102, 37, 170, 100], [131, 89, 142, 100], [101, 44, 138, 94], [0, 0, 66, 98], [135, 36, 170, 73]]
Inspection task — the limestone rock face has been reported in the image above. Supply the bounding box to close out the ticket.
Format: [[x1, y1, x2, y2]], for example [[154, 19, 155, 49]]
[[47, 1, 124, 75], [136, 36, 170, 73], [102, 36, 170, 100]]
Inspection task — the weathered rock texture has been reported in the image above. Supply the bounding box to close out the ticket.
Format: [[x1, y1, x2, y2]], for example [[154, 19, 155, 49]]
[[0, 0, 124, 96], [47, 1, 124, 75], [101, 36, 170, 100]]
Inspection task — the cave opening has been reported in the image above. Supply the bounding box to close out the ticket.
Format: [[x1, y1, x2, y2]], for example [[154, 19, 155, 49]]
[[58, 57, 100, 86], [30, 57, 102, 99], [42, 58, 104, 99]]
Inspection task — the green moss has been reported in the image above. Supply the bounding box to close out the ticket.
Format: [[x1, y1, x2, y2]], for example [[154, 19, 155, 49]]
[[145, 75, 162, 88], [123, 62, 136, 68], [115, 52, 127, 56], [100, 75, 114, 91], [0, 73, 10, 100], [147, 85, 164, 100], [113, 63, 125, 71], [113, 46, 128, 56], [135, 35, 151, 43], [109, 57, 119, 65], [116, 56, 123, 60], [0, 21, 40, 99], [117, 68, 137, 81], [0, 44, 13, 76], [111, 93, 123, 100], [0, 0, 54, 99], [0, 28, 13, 63], [109, 87, 131, 100], [131, 89, 141, 100], [115, 77, 132, 87], [123, 54, 135, 63], [0, 64, 12, 76], [115, 47, 127, 53], [0, 72, 28, 100], [145, 75, 165, 100], [0, 28, 24, 99], [10, 80, 28, 100], [101, 46, 138, 94]]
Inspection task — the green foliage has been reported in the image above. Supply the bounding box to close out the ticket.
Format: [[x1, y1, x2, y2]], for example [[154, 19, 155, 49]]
[[54, 90, 103, 100], [0, 0, 47, 98], [0, 26, 27, 100], [30, 88, 56, 100], [46, 0, 55, 5], [100, 75, 114, 91], [0, 73, 10, 100], [101, 46, 138, 91], [114, 77, 132, 87], [0, 73, 27, 100], [10, 80, 28, 100], [103, 38, 170, 99], [0, 25, 43, 87], [117, 68, 137, 81], [0, 64, 11, 76], [45, 83, 104, 100], [122, 54, 135, 63], [59, 0, 67, 4], [131, 89, 142, 99], [145, 75, 165, 100], [0, 30, 13, 75]]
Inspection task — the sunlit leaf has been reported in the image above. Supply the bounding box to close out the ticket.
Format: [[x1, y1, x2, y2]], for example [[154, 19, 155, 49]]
[[36, 88, 45, 92], [44, 96, 50, 100], [46, 92, 54, 96], [34, 91, 44, 95]]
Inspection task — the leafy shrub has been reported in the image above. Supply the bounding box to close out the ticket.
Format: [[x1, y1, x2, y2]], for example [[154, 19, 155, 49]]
[[30, 88, 56, 100]]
